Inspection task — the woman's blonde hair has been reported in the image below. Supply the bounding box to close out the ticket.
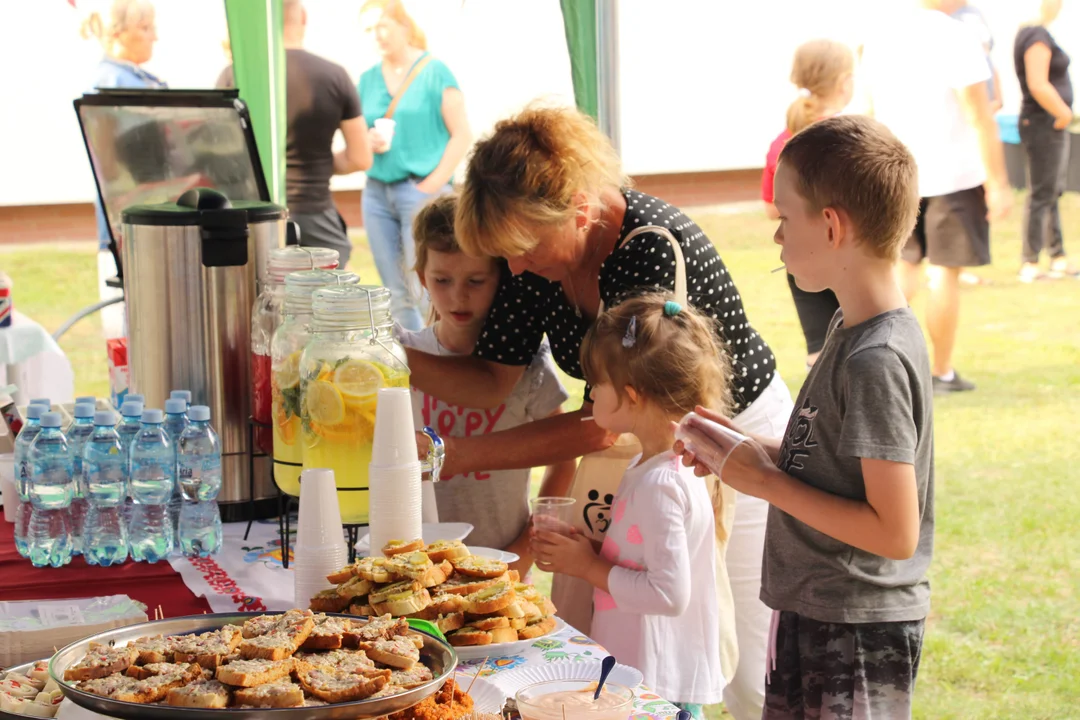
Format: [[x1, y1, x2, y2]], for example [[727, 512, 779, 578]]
[[456, 103, 628, 259], [580, 293, 733, 419], [360, 0, 427, 51], [786, 39, 854, 135], [80, 0, 151, 48]]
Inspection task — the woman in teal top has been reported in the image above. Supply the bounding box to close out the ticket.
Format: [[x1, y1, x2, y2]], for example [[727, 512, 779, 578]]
[[358, 0, 472, 330]]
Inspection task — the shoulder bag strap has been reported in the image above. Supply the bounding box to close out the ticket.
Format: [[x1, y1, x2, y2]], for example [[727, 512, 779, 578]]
[[384, 55, 433, 120], [599, 225, 688, 313]]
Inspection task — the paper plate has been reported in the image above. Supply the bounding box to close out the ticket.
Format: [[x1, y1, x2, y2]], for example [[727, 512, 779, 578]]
[[354, 522, 474, 553], [453, 618, 567, 662], [453, 675, 506, 714], [467, 546, 520, 563], [492, 658, 644, 695]]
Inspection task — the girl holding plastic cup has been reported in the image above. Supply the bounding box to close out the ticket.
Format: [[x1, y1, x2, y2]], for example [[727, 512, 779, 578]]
[[532, 294, 733, 720]]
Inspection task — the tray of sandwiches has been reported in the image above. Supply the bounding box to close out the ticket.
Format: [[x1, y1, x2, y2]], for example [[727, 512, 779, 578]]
[[1, 660, 64, 718], [45, 610, 457, 720], [310, 540, 562, 662]]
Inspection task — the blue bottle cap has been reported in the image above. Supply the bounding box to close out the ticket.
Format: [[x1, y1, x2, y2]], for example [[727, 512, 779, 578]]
[[170, 390, 192, 402], [94, 410, 117, 426], [76, 396, 96, 404], [30, 398, 50, 408], [127, 394, 145, 404], [188, 405, 211, 422], [120, 401, 144, 417], [25, 404, 45, 420], [165, 399, 187, 415], [141, 409, 165, 424], [74, 402, 96, 418], [40, 412, 63, 428]]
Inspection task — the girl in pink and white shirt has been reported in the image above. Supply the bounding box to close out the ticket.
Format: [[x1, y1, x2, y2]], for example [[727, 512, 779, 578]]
[[534, 294, 732, 719]]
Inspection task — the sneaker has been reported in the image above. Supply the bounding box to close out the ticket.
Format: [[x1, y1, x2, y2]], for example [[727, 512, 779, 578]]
[[1018, 263, 1047, 283], [1048, 256, 1080, 279], [933, 371, 976, 394]]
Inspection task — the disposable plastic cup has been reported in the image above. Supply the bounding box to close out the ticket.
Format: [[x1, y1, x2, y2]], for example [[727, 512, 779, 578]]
[[0, 453, 16, 523], [371, 388, 417, 467], [297, 468, 345, 548], [374, 118, 396, 149], [673, 411, 750, 480], [530, 497, 576, 536]]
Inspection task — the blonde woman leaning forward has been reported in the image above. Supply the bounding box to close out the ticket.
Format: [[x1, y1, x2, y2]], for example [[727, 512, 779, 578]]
[[405, 104, 794, 720]]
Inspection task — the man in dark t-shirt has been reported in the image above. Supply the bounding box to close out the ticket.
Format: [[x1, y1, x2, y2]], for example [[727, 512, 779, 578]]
[[218, 0, 371, 265]]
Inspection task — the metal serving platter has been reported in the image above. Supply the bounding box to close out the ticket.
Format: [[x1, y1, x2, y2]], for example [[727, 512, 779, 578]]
[[1, 660, 42, 720], [47, 613, 458, 720]]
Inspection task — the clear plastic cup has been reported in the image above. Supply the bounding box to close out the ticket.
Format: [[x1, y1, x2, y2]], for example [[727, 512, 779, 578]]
[[516, 681, 633, 720], [530, 497, 576, 536], [674, 411, 750, 479], [374, 118, 396, 149]]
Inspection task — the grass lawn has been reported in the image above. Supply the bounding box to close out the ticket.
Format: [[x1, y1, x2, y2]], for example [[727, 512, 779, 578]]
[[2, 193, 1078, 718]]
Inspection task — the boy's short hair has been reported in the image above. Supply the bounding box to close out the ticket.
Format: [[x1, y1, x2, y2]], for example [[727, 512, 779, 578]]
[[778, 115, 920, 261]]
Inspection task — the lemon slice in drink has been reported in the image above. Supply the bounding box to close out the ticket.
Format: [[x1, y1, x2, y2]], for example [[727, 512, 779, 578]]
[[334, 359, 385, 404], [274, 351, 302, 390], [306, 380, 345, 426]]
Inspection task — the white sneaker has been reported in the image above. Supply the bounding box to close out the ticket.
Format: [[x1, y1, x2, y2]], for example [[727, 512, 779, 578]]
[[1018, 263, 1045, 283], [1048, 257, 1080, 279]]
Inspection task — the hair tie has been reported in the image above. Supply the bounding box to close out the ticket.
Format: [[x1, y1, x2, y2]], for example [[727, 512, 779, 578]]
[[622, 316, 637, 348], [663, 301, 682, 317], [797, 87, 812, 98]]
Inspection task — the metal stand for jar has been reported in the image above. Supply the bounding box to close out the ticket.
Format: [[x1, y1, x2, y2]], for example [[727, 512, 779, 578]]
[[273, 427, 445, 571], [241, 417, 277, 539], [275, 493, 369, 570]]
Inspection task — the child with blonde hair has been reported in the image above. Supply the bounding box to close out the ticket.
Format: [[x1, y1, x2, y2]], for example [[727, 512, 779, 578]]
[[534, 293, 733, 720], [762, 39, 855, 369], [402, 194, 574, 576]]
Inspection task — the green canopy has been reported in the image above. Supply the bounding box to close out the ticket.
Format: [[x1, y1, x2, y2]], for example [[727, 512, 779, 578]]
[[222, 0, 609, 199]]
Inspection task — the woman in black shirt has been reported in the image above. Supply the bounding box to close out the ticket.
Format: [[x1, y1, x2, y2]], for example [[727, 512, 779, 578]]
[[404, 104, 794, 718], [1014, 0, 1076, 280]]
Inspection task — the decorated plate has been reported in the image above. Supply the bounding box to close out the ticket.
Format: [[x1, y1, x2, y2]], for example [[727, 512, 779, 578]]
[[492, 658, 644, 695]]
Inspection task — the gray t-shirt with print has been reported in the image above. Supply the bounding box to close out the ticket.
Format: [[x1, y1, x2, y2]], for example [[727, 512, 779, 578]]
[[760, 308, 935, 624], [401, 327, 569, 550]]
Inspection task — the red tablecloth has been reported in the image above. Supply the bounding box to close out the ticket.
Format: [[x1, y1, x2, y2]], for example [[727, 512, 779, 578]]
[[0, 520, 210, 617]]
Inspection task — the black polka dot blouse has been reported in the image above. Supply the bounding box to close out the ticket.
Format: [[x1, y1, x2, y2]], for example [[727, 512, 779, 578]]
[[474, 189, 777, 413]]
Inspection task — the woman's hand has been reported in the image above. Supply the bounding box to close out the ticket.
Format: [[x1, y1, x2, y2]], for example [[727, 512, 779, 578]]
[[415, 178, 441, 194], [532, 531, 595, 576], [369, 128, 390, 154], [1054, 109, 1074, 131]]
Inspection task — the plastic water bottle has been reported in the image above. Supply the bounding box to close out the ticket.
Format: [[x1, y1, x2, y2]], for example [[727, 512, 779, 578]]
[[13, 405, 45, 558], [126, 394, 145, 405], [83, 411, 128, 566], [66, 402, 97, 555], [163, 398, 189, 541], [128, 409, 174, 562], [76, 396, 96, 406], [177, 406, 223, 558], [170, 390, 192, 408], [29, 398, 51, 409], [26, 413, 75, 568], [116, 401, 143, 523]]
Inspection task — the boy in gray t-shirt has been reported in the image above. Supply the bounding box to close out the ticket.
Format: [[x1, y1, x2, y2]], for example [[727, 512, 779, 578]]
[[676, 116, 933, 718]]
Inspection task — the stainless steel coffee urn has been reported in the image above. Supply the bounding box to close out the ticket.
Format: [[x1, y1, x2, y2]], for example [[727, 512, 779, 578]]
[[121, 188, 284, 520]]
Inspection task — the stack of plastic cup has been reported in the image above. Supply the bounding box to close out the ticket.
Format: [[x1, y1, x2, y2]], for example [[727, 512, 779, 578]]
[[293, 468, 348, 608], [367, 388, 423, 555]]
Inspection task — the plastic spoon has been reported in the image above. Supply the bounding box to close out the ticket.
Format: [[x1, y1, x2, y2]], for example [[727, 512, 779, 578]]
[[593, 656, 617, 701]]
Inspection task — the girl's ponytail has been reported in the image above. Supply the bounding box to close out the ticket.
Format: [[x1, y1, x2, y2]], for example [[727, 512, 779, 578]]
[[786, 39, 855, 135]]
